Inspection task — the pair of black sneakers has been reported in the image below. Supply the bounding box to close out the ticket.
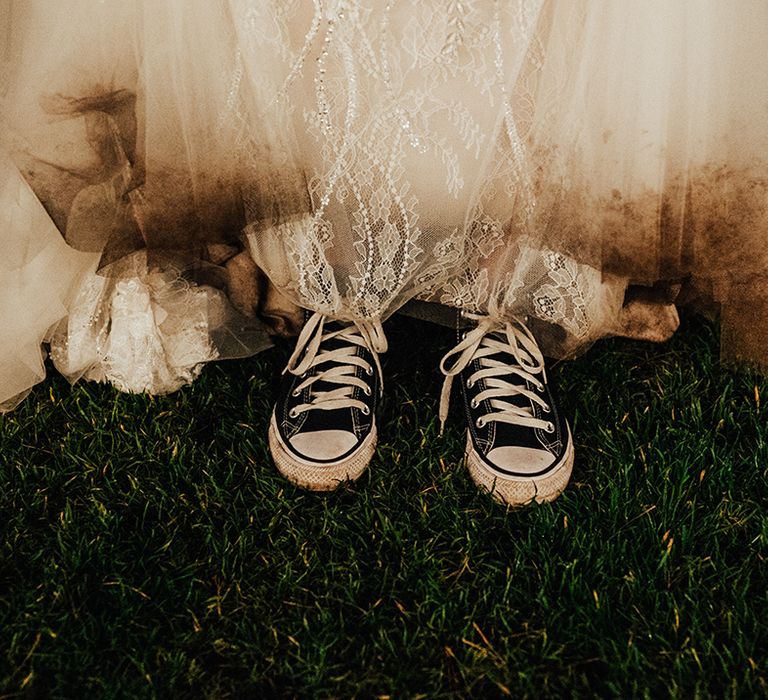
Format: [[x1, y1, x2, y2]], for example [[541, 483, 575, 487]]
[[268, 311, 573, 505]]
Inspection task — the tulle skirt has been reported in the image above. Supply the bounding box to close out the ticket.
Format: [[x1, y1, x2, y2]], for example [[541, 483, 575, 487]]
[[2, 0, 767, 410]]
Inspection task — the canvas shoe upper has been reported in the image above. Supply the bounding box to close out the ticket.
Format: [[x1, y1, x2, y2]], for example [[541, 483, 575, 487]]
[[439, 312, 574, 505], [269, 311, 386, 490]]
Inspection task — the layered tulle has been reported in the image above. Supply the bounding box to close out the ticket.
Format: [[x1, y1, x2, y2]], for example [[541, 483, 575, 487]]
[[518, 1, 768, 365], [1, 0, 272, 407], [2, 0, 767, 408], [0, 155, 98, 410]]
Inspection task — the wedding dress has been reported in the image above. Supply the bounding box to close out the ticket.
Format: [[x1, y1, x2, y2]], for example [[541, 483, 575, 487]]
[[2, 0, 767, 411]]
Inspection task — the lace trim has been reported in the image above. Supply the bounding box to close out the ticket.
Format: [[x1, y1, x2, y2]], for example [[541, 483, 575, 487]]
[[49, 256, 219, 395]]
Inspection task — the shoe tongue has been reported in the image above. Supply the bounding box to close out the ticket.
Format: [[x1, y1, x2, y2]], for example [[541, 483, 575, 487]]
[[487, 377, 537, 413], [479, 358, 544, 449], [486, 329, 534, 365], [302, 322, 361, 414], [317, 321, 358, 364], [478, 335, 538, 411], [321, 321, 359, 352]]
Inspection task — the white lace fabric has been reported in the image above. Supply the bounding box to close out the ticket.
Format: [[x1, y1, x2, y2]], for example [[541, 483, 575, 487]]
[[232, 0, 768, 367], [3, 0, 768, 411], [439, 313, 551, 436], [47, 254, 222, 395], [284, 311, 386, 416], [236, 0, 547, 321]]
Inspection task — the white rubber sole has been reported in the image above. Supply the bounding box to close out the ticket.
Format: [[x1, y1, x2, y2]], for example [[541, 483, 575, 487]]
[[268, 412, 376, 491], [465, 425, 574, 506]]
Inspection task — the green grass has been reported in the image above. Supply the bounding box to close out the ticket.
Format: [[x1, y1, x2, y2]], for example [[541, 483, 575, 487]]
[[1, 313, 766, 698]]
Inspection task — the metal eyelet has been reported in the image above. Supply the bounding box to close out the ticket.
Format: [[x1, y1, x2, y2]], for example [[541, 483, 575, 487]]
[[542, 404, 551, 413], [545, 422, 555, 433], [465, 379, 474, 389], [365, 366, 374, 376], [289, 408, 298, 418], [470, 398, 478, 409], [361, 405, 371, 416], [475, 418, 484, 429], [363, 385, 372, 396], [292, 388, 301, 397]]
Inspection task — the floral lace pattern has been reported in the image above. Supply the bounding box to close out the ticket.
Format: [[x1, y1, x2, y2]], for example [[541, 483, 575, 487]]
[[233, 1, 590, 323], [6, 0, 768, 398], [49, 254, 219, 395], [232, 0, 622, 346]]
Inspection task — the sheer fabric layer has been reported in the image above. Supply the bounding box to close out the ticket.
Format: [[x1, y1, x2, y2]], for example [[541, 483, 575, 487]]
[[2, 0, 768, 411], [520, 1, 768, 365], [0, 156, 98, 410], [1, 0, 272, 407], [240, 0, 768, 363]]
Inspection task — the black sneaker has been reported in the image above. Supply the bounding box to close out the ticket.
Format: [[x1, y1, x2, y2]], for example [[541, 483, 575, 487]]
[[268, 311, 386, 491], [439, 312, 574, 505]]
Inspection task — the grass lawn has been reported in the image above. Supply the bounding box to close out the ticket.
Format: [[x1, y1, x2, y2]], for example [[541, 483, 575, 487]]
[[1, 312, 766, 698]]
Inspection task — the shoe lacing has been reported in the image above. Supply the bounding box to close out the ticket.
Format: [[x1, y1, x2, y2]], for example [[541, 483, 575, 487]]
[[438, 312, 552, 436], [284, 311, 387, 417]]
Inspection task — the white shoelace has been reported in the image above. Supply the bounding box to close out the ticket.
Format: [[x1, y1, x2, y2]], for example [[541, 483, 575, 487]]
[[438, 313, 552, 436], [284, 311, 387, 417]]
